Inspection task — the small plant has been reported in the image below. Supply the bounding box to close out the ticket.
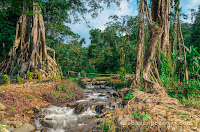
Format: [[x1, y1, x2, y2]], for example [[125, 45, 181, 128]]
[[70, 92, 76, 100], [27, 70, 33, 81], [55, 75, 61, 82], [74, 78, 80, 82], [143, 112, 150, 121], [3, 74, 10, 85], [49, 75, 54, 82], [50, 90, 56, 96], [16, 75, 24, 84], [29, 94, 34, 98], [114, 81, 127, 89], [132, 112, 141, 120], [13, 67, 18, 75], [125, 91, 134, 100], [37, 70, 42, 83]]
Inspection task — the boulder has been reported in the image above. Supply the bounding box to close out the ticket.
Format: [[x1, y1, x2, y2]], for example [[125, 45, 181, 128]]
[[0, 103, 6, 111], [13, 123, 35, 132], [8, 121, 23, 128], [0, 119, 9, 125], [74, 104, 85, 114]]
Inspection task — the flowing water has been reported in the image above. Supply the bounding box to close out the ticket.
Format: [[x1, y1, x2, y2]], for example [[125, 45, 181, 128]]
[[35, 82, 119, 132]]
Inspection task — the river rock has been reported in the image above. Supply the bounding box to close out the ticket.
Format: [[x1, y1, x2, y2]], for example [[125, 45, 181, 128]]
[[66, 102, 78, 108], [0, 119, 9, 125], [95, 105, 104, 114], [0, 103, 6, 111], [13, 123, 35, 132], [74, 104, 85, 114], [8, 121, 23, 128], [32, 107, 40, 113], [40, 119, 53, 128]]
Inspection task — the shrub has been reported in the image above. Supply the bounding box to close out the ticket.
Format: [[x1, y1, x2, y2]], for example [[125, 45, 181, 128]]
[[114, 81, 127, 90], [29, 94, 34, 98], [70, 92, 76, 100], [13, 68, 18, 75], [27, 70, 33, 81], [49, 75, 54, 82], [37, 70, 42, 83], [16, 75, 24, 84], [125, 91, 134, 100], [3, 74, 10, 85], [55, 75, 61, 82]]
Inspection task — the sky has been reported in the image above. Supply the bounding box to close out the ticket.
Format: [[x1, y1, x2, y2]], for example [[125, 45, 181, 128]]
[[67, 0, 200, 47]]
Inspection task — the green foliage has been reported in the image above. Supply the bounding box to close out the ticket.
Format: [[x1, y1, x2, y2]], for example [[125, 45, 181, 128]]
[[87, 16, 138, 74], [49, 75, 54, 82], [3, 74, 10, 85], [29, 94, 34, 98], [185, 46, 200, 79], [161, 74, 200, 108], [16, 75, 24, 84], [160, 51, 173, 77], [55, 75, 61, 82], [132, 112, 141, 120], [132, 111, 149, 121], [125, 91, 134, 100], [144, 112, 150, 120], [70, 92, 75, 100], [190, 5, 200, 53], [114, 81, 127, 90], [13, 68, 18, 75], [37, 71, 42, 83], [50, 90, 56, 95], [0, 8, 17, 60], [27, 70, 33, 82], [54, 43, 90, 75]]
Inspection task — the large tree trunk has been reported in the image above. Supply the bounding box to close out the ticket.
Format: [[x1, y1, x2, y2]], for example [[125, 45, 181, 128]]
[[141, 0, 168, 97], [143, 23, 168, 97], [0, 3, 59, 78], [135, 0, 144, 84], [160, 0, 170, 56]]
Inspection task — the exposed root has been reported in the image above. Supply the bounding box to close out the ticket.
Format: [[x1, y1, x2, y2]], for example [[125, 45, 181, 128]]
[[0, 2, 59, 78]]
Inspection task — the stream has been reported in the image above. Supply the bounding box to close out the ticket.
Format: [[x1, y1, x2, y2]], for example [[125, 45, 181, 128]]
[[35, 81, 122, 132]]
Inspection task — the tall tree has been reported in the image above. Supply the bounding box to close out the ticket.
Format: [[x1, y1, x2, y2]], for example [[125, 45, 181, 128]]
[[135, 0, 144, 84], [135, 0, 172, 96], [0, 2, 59, 78]]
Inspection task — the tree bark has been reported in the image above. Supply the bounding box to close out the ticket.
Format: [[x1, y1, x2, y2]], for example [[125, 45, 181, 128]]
[[135, 0, 144, 84], [0, 2, 59, 78], [160, 0, 170, 57], [142, 0, 168, 97]]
